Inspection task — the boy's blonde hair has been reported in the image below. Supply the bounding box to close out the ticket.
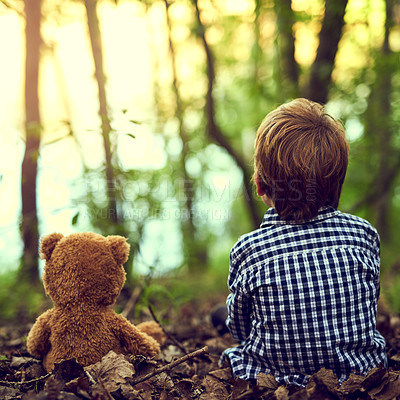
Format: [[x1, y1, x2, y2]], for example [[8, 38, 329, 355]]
[[254, 98, 349, 222]]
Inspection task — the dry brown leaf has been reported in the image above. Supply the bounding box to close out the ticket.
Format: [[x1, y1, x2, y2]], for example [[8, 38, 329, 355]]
[[149, 371, 174, 390], [204, 337, 232, 354], [0, 386, 20, 400], [256, 372, 279, 390], [274, 385, 290, 400], [230, 378, 263, 400], [338, 372, 366, 395], [120, 383, 149, 400], [53, 358, 86, 383], [369, 372, 400, 400], [161, 345, 183, 363], [361, 364, 388, 392], [208, 367, 233, 381], [174, 379, 193, 400], [64, 375, 90, 394], [126, 381, 155, 400], [84, 350, 135, 393], [201, 374, 230, 400], [10, 356, 38, 368], [307, 367, 339, 392], [369, 377, 391, 399], [159, 389, 169, 400]]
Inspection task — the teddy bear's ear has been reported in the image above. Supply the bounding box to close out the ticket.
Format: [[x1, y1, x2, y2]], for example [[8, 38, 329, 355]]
[[108, 235, 130, 265], [40, 233, 64, 261]]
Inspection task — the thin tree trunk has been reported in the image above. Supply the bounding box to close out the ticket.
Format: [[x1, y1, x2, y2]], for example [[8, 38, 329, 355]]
[[193, 0, 261, 229], [20, 0, 41, 286], [84, 0, 118, 224], [274, 0, 299, 99], [252, 0, 264, 93], [164, 0, 202, 264], [307, 0, 348, 103], [358, 0, 395, 240]]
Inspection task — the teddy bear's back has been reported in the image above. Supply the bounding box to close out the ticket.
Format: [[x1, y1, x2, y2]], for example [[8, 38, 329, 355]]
[[43, 307, 124, 371]]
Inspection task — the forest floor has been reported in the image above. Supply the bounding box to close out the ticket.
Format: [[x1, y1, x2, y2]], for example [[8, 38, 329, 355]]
[[1, 293, 400, 400]]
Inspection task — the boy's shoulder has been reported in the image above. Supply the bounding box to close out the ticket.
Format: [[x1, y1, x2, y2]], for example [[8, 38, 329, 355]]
[[332, 209, 379, 235], [231, 207, 378, 260]]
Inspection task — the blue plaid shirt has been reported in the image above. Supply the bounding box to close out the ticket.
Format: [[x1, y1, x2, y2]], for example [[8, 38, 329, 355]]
[[222, 207, 387, 386]]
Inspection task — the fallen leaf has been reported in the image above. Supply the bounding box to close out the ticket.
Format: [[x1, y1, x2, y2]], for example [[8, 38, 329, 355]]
[[43, 375, 63, 398], [230, 378, 265, 400], [360, 364, 388, 392], [307, 367, 339, 393], [208, 367, 233, 382], [10, 356, 38, 368], [129, 353, 158, 377], [369, 377, 390, 399], [369, 371, 400, 400], [201, 374, 229, 400], [390, 353, 400, 362], [150, 371, 174, 390], [0, 385, 20, 400], [53, 358, 86, 383], [25, 363, 46, 380], [205, 337, 231, 354], [161, 345, 183, 363], [159, 389, 168, 400], [338, 372, 366, 395], [274, 385, 290, 400], [174, 379, 193, 400], [120, 383, 148, 400], [64, 375, 90, 394], [256, 372, 279, 390], [84, 351, 135, 393]]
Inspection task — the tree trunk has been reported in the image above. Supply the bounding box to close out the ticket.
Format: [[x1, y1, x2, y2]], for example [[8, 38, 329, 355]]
[[307, 0, 348, 104], [20, 0, 42, 286], [359, 0, 396, 241], [252, 0, 265, 94], [274, 0, 299, 99], [193, 0, 262, 229], [84, 0, 118, 224], [164, 0, 204, 265]]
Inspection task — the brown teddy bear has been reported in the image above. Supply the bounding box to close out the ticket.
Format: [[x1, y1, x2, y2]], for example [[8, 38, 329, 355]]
[[27, 232, 164, 371]]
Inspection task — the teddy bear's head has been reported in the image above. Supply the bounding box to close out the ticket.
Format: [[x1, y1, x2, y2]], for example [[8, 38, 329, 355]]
[[40, 232, 130, 306]]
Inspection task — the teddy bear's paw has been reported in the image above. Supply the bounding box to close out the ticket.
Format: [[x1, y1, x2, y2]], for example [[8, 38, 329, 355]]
[[139, 336, 161, 359], [137, 321, 167, 346]]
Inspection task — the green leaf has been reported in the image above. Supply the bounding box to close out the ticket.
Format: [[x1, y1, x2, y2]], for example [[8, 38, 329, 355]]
[[72, 212, 79, 225], [126, 133, 136, 139]]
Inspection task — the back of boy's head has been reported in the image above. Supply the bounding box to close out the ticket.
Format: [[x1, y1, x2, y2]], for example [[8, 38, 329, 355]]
[[254, 98, 349, 223]]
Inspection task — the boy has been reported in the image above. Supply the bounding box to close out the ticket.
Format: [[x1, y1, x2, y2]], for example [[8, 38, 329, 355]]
[[220, 98, 387, 386]]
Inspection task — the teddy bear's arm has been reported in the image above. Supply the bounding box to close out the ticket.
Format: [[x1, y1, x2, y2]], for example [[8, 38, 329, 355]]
[[27, 309, 53, 358], [112, 314, 160, 358]]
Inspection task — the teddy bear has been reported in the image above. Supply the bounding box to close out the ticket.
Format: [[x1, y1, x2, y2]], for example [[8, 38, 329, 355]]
[[27, 232, 164, 371]]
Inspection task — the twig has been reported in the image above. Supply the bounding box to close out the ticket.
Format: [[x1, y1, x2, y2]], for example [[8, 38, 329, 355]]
[[0, 0, 25, 18], [97, 378, 115, 400], [121, 285, 142, 318], [0, 372, 52, 387], [131, 346, 209, 386], [148, 304, 188, 354]]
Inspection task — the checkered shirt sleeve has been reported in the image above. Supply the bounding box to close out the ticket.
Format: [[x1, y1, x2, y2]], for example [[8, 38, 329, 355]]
[[222, 207, 387, 386]]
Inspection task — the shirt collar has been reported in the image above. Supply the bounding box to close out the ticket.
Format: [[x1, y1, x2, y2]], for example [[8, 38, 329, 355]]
[[260, 206, 339, 227]]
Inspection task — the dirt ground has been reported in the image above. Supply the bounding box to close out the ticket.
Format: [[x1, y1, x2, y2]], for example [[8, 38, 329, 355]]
[[1, 297, 400, 400]]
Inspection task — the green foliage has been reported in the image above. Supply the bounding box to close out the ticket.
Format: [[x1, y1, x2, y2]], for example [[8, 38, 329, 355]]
[[0, 270, 46, 323], [8, 0, 400, 321], [383, 268, 400, 313]]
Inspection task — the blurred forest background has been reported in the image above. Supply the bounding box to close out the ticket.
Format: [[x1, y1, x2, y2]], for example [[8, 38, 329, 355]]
[[0, 0, 400, 322]]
